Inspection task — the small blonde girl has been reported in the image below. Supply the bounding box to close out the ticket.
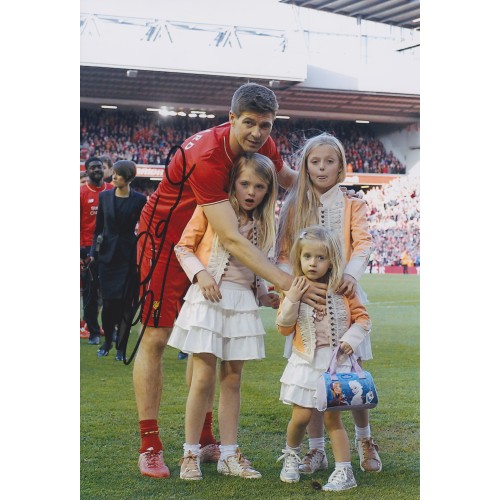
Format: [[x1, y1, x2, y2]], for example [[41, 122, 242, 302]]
[[276, 225, 371, 491], [168, 153, 279, 481], [276, 133, 381, 474]]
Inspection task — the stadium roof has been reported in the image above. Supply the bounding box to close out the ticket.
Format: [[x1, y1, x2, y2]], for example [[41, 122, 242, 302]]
[[80, 0, 420, 125], [279, 0, 420, 31], [81, 66, 419, 124]]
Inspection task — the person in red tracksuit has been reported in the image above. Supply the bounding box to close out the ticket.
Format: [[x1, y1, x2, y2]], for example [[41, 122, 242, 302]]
[[80, 157, 113, 344]]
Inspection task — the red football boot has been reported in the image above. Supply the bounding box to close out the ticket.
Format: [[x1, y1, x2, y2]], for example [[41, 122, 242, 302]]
[[138, 448, 170, 478]]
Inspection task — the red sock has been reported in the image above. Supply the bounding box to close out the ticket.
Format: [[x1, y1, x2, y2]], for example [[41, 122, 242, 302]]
[[139, 419, 163, 453], [199, 412, 217, 447]]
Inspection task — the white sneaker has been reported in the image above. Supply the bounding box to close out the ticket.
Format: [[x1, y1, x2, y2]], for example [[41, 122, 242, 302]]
[[322, 466, 357, 491], [298, 448, 328, 474], [178, 452, 202, 480], [277, 449, 301, 483], [356, 437, 382, 472], [217, 448, 262, 479]]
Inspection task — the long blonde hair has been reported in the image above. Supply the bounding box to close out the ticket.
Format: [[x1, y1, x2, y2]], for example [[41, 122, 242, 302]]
[[276, 133, 347, 261], [289, 225, 344, 291], [228, 153, 277, 254]]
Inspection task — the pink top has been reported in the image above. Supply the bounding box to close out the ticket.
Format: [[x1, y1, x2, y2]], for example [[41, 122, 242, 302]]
[[222, 220, 254, 287], [314, 314, 330, 349]]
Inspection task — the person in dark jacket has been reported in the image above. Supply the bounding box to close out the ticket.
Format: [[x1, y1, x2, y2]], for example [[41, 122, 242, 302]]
[[91, 160, 147, 360]]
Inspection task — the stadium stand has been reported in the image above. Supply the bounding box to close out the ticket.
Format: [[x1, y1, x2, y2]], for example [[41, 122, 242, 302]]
[[80, 109, 406, 174], [364, 175, 420, 272]]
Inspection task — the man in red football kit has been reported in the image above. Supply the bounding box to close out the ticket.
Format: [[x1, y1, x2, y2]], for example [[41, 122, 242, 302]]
[[80, 157, 113, 345], [133, 83, 327, 478]]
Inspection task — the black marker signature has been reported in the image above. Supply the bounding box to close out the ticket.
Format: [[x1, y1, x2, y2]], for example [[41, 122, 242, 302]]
[[117, 145, 196, 364]]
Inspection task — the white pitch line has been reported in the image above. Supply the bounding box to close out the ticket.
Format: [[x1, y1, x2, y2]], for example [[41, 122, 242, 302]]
[[367, 301, 419, 306]]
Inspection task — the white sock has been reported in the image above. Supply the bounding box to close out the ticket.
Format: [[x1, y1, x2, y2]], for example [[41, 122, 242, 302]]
[[355, 424, 371, 440], [335, 461, 352, 469], [308, 437, 325, 452], [285, 443, 301, 454], [183, 443, 201, 456], [219, 444, 238, 461]]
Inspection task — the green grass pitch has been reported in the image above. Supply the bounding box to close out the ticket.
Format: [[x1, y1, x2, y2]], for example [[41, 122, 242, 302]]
[[81, 274, 419, 499]]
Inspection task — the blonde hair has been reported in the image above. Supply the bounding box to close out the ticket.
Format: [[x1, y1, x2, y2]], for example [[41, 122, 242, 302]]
[[276, 133, 346, 261], [289, 225, 344, 291], [228, 153, 277, 254]]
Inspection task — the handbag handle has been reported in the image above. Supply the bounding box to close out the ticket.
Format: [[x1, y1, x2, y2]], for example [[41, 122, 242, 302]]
[[327, 344, 366, 380]]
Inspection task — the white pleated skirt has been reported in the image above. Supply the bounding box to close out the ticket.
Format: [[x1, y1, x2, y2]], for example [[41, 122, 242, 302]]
[[280, 347, 355, 408], [168, 281, 266, 361]]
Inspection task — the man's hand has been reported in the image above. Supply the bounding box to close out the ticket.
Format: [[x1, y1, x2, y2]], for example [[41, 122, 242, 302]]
[[301, 279, 328, 312], [80, 256, 92, 271], [260, 292, 280, 309], [337, 273, 357, 297], [285, 276, 310, 303], [194, 270, 222, 303]]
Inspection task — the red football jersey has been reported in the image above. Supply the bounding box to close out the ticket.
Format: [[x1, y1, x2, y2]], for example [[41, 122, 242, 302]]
[[140, 122, 283, 245], [80, 182, 113, 247]]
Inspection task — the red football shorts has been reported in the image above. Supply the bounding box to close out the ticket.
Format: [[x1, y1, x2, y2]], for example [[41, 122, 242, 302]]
[[137, 236, 190, 329]]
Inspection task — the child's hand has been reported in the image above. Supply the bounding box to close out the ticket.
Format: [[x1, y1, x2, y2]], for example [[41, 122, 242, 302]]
[[195, 270, 222, 302], [340, 341, 353, 356], [337, 273, 357, 297], [285, 276, 309, 303], [260, 292, 280, 309]]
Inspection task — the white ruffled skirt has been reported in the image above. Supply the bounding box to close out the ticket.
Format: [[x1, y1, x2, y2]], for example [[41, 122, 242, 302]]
[[280, 347, 355, 408], [168, 281, 266, 361]]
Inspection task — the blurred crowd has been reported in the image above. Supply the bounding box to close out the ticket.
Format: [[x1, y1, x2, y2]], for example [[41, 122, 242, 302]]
[[271, 119, 406, 175], [80, 109, 406, 175], [364, 175, 420, 268]]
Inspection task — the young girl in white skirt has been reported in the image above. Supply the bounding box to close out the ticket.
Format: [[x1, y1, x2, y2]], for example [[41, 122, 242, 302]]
[[168, 153, 280, 481], [275, 133, 381, 474], [276, 225, 371, 492]]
